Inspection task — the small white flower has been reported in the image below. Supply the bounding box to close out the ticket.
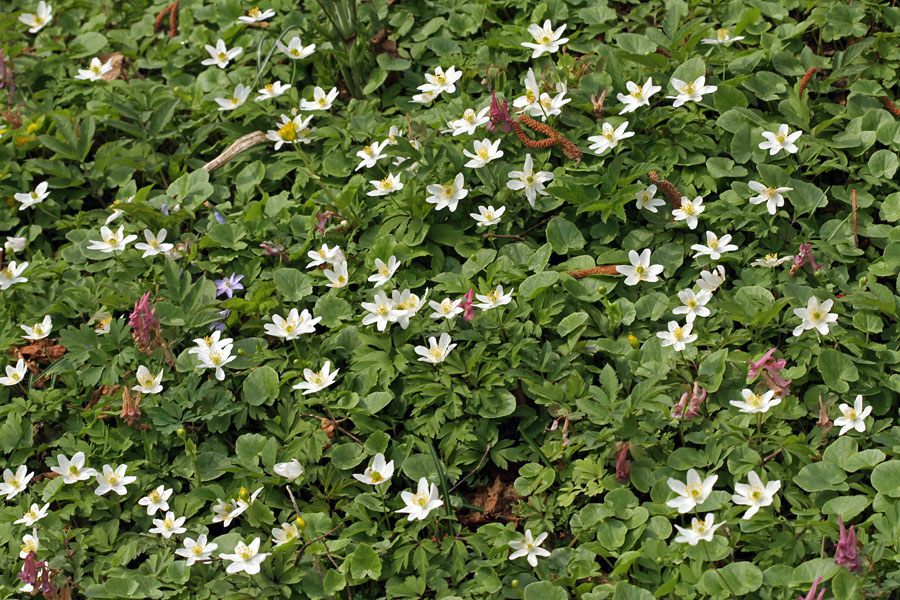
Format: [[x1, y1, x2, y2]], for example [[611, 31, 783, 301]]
[[272, 522, 300, 546], [701, 28, 745, 45], [0, 358, 28, 386], [672, 196, 705, 230], [428, 298, 463, 320], [391, 288, 428, 329], [361, 291, 400, 331], [195, 340, 237, 381], [134, 229, 174, 257], [264, 308, 321, 339], [132, 365, 164, 394], [276, 37, 315, 60], [215, 84, 251, 111], [105, 194, 134, 225], [323, 260, 350, 288], [138, 485, 173, 515], [616, 249, 664, 286], [75, 57, 113, 81], [19, 1, 52, 33], [425, 173, 468, 212], [792, 296, 838, 337], [50, 452, 97, 484], [237, 7, 275, 24], [220, 538, 269, 575], [748, 181, 792, 215], [20, 530, 39, 559], [635, 183, 665, 213], [306, 244, 344, 268], [513, 69, 542, 117], [475, 285, 513, 311], [255, 81, 291, 101], [418, 66, 462, 95], [414, 333, 457, 364], [368, 173, 404, 196], [521, 19, 569, 58], [0, 261, 29, 290], [175, 535, 217, 566], [201, 39, 242, 69], [292, 360, 339, 394], [759, 124, 802, 155], [14, 503, 50, 526], [507, 154, 554, 207], [732, 471, 780, 520], [508, 529, 551, 567], [673, 513, 724, 545], [273, 459, 304, 481], [353, 453, 394, 485], [21, 315, 52, 340], [697, 265, 726, 293], [617, 78, 661, 115], [834, 394, 873, 436], [587, 121, 634, 155], [149, 511, 187, 539], [94, 464, 137, 496], [86, 226, 138, 254], [299, 86, 339, 111], [266, 114, 314, 149], [751, 253, 793, 267], [672, 289, 712, 323], [463, 139, 504, 168], [355, 140, 389, 171], [0, 465, 34, 500], [536, 82, 570, 120], [691, 231, 739, 261], [667, 76, 717, 107], [14, 181, 50, 210], [729, 389, 781, 414], [445, 107, 491, 136], [368, 256, 400, 287], [666, 469, 717, 514], [470, 205, 505, 227], [5, 236, 27, 253], [656, 321, 697, 351], [410, 90, 437, 105], [396, 477, 443, 521]]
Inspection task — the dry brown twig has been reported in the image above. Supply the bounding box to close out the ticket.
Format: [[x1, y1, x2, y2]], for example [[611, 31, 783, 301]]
[[153, 1, 179, 38], [202, 131, 269, 173], [881, 96, 900, 118]]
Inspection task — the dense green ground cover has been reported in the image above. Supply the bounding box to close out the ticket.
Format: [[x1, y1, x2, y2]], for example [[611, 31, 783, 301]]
[[2, 0, 900, 598]]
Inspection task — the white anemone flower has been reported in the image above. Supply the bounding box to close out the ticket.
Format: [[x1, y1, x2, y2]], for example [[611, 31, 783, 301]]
[[273, 459, 304, 481], [14, 503, 50, 526], [138, 485, 173, 515], [635, 183, 665, 213], [792, 296, 838, 337], [445, 107, 491, 136], [691, 231, 739, 261], [0, 358, 28, 386], [355, 140, 389, 171], [673, 513, 724, 545], [15, 181, 50, 210], [21, 315, 52, 340], [255, 81, 291, 101], [418, 66, 462, 95], [834, 394, 873, 435], [672, 289, 712, 323], [0, 262, 29, 290], [175, 535, 217, 566], [587, 121, 634, 155], [272, 522, 300, 546], [732, 471, 781, 519], [50, 452, 97, 484], [470, 205, 505, 227], [475, 285, 513, 311], [132, 365, 164, 394], [264, 308, 321, 339], [759, 124, 802, 155], [367, 256, 400, 287], [94, 464, 137, 496], [276, 37, 315, 60], [617, 78, 661, 114], [220, 538, 269, 575], [323, 260, 349, 288], [361, 291, 399, 331], [368, 173, 404, 196], [86, 226, 137, 254], [672, 196, 705, 229], [19, 1, 52, 33], [521, 20, 569, 58], [75, 57, 113, 82], [507, 154, 554, 207], [237, 7, 275, 23], [463, 139, 504, 168], [701, 28, 745, 45], [508, 530, 551, 567], [748, 181, 792, 215], [195, 340, 236, 381], [149, 511, 187, 539], [429, 298, 463, 320], [353, 453, 394, 485], [134, 229, 174, 257], [292, 360, 339, 394], [414, 333, 457, 364], [266, 114, 314, 149], [616, 249, 664, 285], [299, 87, 339, 111], [656, 321, 697, 351], [201, 39, 242, 69], [729, 389, 781, 414], [425, 173, 468, 212], [215, 84, 251, 111], [666, 468, 717, 513], [396, 477, 443, 521], [0, 465, 34, 499], [667, 76, 717, 107]]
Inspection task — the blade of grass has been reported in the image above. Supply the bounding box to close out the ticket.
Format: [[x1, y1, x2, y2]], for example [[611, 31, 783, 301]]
[[427, 440, 454, 519]]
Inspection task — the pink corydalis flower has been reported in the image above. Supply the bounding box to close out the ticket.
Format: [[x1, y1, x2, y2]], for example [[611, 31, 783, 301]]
[[129, 292, 161, 354], [460, 288, 475, 321], [260, 242, 287, 260], [672, 382, 706, 420], [615, 442, 630, 483], [748, 347, 791, 396], [315, 210, 335, 236], [797, 577, 826, 600], [790, 242, 822, 276], [486, 91, 513, 134], [835, 516, 862, 574]]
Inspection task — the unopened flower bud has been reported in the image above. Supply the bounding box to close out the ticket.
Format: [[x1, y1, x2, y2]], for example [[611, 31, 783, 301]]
[[295, 516, 306, 529], [340, 220, 348, 228], [628, 334, 639, 348], [511, 580, 519, 589], [176, 428, 186, 440], [239, 487, 250, 501]]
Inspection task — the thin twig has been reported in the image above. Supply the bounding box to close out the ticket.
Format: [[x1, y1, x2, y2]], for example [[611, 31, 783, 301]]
[[851, 189, 858, 248], [449, 444, 491, 493], [286, 486, 333, 600]]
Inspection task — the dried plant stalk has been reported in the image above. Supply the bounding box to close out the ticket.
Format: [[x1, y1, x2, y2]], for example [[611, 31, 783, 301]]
[[798, 67, 818, 96], [648, 171, 682, 209], [202, 131, 269, 172], [566, 265, 619, 278], [511, 114, 583, 161], [881, 96, 900, 118]]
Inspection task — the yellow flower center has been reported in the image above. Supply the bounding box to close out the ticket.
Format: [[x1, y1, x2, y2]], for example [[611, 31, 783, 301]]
[[237, 544, 253, 560], [748, 393, 763, 407], [278, 121, 298, 141], [708, 238, 719, 249], [673, 327, 684, 339], [414, 492, 429, 507], [106, 472, 120, 485], [749, 487, 762, 502], [686, 483, 702, 498], [192, 545, 205, 556], [290, 49, 300, 57], [378, 265, 390, 276], [149, 490, 161, 502], [775, 133, 786, 143], [370, 471, 383, 483], [477, 147, 491, 160], [682, 203, 694, 215], [429, 347, 444, 360], [248, 7, 260, 18], [811, 311, 822, 321], [526, 90, 535, 103], [217, 52, 227, 61], [847, 409, 857, 420], [717, 28, 729, 41], [440, 184, 454, 198]]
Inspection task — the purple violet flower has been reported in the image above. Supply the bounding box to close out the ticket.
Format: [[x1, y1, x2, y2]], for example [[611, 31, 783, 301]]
[[129, 292, 161, 354], [160, 204, 170, 216], [797, 577, 826, 600], [209, 309, 230, 333], [213, 210, 226, 224], [214, 273, 244, 299]]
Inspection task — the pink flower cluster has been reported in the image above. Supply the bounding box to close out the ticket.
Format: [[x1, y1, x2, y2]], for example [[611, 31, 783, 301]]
[[748, 348, 791, 397], [672, 382, 706, 419]]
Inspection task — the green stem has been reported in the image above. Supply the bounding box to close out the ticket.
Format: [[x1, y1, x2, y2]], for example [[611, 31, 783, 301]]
[[427, 440, 454, 519], [703, 542, 736, 598]]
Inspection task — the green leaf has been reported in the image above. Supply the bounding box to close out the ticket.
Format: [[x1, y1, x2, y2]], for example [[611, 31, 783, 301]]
[[697, 349, 728, 392], [70, 32, 108, 58], [242, 366, 280, 406], [348, 544, 382, 581], [376, 53, 412, 71], [520, 272, 559, 300], [611, 581, 655, 600], [699, 562, 763, 596], [868, 149, 899, 179], [546, 217, 585, 254], [793, 461, 847, 492], [871, 460, 900, 496], [323, 569, 347, 594], [617, 33, 657, 55], [273, 268, 313, 302], [525, 581, 569, 600], [822, 495, 870, 521], [558, 311, 589, 337], [235, 433, 268, 469], [331, 443, 365, 470], [816, 349, 858, 393]]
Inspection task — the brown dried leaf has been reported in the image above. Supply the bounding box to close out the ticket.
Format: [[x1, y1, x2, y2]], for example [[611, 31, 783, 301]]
[[100, 52, 126, 81]]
